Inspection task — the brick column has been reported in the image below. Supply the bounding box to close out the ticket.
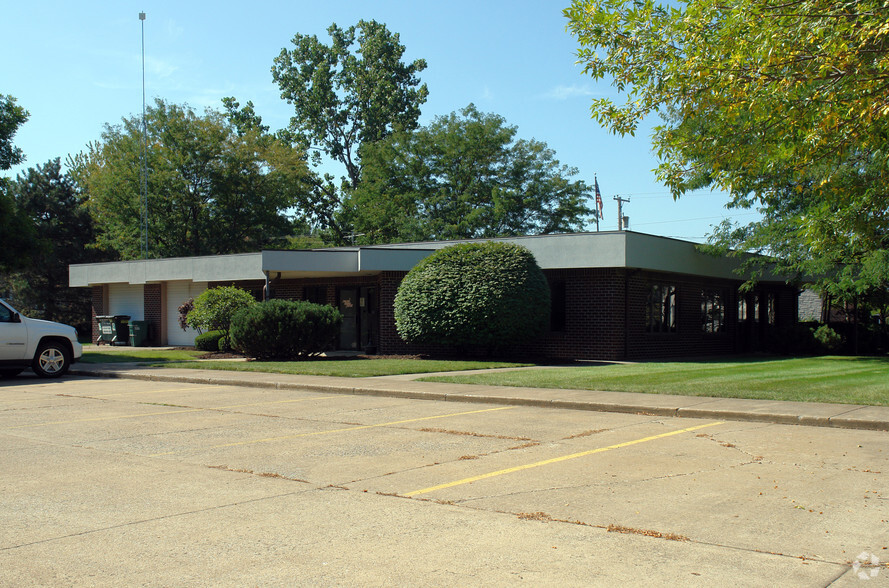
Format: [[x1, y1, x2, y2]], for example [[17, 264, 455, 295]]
[[378, 271, 407, 354], [90, 285, 105, 344], [144, 284, 162, 345]]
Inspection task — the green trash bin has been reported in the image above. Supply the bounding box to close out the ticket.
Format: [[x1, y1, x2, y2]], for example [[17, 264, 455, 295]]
[[110, 315, 130, 345], [129, 321, 149, 347], [95, 316, 115, 345]]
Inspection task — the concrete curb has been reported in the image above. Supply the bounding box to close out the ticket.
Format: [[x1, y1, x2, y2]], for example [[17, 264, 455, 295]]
[[70, 365, 889, 432]]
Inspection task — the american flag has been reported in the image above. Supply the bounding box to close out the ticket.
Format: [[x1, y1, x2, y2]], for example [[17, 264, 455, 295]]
[[595, 177, 603, 219]]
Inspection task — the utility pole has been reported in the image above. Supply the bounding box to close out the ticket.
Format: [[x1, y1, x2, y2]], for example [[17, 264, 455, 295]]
[[613, 195, 631, 230], [139, 11, 148, 259]]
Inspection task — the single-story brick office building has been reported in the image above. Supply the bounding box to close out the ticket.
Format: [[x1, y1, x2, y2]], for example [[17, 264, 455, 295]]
[[69, 231, 798, 360]]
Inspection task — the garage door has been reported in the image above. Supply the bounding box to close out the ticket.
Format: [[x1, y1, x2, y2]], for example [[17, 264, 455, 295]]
[[166, 281, 207, 346], [108, 284, 144, 320]]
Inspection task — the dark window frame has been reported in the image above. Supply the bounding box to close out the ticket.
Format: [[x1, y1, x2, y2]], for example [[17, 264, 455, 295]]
[[645, 284, 677, 334], [549, 280, 567, 332], [304, 286, 327, 306], [701, 289, 726, 334]]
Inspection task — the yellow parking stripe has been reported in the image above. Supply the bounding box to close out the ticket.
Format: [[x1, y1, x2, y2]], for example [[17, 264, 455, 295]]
[[405, 421, 724, 497], [150, 406, 517, 456]]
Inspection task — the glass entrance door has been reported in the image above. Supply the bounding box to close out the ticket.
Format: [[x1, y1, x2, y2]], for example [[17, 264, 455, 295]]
[[359, 287, 377, 353], [338, 288, 359, 350]]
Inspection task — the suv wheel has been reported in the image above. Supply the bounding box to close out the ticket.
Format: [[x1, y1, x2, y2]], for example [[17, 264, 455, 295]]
[[0, 369, 24, 379], [32, 342, 71, 378]]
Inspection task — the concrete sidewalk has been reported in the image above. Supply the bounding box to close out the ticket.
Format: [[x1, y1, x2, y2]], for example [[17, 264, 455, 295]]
[[70, 362, 889, 432]]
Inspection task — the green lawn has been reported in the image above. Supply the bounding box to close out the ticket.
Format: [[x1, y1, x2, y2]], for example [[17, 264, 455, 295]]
[[420, 356, 889, 406], [80, 348, 205, 363], [80, 348, 889, 405], [159, 358, 532, 378]]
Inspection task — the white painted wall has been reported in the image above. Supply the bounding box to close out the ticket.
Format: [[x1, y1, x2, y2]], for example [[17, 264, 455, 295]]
[[108, 284, 144, 320], [166, 281, 207, 346]]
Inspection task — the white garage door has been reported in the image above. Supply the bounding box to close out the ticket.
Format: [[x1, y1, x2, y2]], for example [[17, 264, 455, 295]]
[[166, 281, 207, 346], [108, 284, 144, 320]]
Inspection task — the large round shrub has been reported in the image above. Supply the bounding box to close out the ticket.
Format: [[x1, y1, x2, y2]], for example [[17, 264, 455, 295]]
[[230, 299, 342, 360], [394, 241, 550, 348], [187, 286, 257, 350]]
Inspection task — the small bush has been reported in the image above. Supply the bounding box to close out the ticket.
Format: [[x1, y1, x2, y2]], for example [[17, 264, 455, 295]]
[[812, 324, 844, 352], [394, 241, 550, 349], [177, 298, 194, 331], [194, 330, 225, 351], [187, 286, 257, 351], [230, 299, 342, 360]]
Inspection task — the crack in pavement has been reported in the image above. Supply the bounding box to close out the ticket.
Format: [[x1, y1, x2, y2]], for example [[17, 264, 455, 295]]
[[0, 489, 313, 552], [391, 495, 855, 570]]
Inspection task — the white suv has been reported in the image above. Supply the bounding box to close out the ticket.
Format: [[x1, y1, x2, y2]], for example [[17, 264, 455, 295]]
[[0, 299, 83, 378]]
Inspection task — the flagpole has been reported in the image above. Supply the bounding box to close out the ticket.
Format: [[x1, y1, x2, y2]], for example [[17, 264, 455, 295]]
[[139, 11, 148, 258]]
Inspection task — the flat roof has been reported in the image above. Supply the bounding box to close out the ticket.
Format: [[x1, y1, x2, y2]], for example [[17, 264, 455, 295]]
[[69, 231, 779, 287]]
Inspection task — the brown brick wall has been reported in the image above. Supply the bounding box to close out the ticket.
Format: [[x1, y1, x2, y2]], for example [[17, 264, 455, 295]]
[[90, 285, 105, 344], [143, 284, 162, 345], [208, 280, 265, 300], [624, 270, 739, 359], [503, 268, 627, 360], [370, 268, 796, 360], [379, 271, 406, 354], [199, 269, 797, 360]]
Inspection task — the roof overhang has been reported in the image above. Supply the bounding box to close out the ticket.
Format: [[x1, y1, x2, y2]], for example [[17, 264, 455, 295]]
[[259, 248, 435, 279], [69, 232, 788, 288], [69, 253, 265, 287]]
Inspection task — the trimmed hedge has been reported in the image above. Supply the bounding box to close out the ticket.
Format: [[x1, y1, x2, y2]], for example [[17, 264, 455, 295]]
[[394, 241, 550, 348], [194, 330, 225, 352], [230, 299, 342, 360]]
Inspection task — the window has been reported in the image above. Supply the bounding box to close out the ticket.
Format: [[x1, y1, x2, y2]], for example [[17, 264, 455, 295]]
[[702, 290, 725, 334], [549, 281, 566, 332], [767, 293, 776, 325], [304, 286, 327, 306], [645, 285, 676, 333]]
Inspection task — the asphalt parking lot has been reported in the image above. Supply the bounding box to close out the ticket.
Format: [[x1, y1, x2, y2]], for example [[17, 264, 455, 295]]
[[1, 375, 887, 586]]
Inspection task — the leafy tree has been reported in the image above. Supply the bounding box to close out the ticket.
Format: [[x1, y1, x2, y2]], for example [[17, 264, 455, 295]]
[[187, 286, 257, 350], [0, 159, 102, 329], [0, 94, 28, 170], [394, 242, 550, 350], [565, 0, 889, 297], [0, 180, 38, 273], [70, 98, 312, 259], [271, 20, 428, 242], [0, 94, 38, 272], [344, 104, 593, 243]]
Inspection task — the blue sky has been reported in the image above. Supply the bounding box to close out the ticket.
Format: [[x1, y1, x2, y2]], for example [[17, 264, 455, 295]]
[[2, 0, 758, 242]]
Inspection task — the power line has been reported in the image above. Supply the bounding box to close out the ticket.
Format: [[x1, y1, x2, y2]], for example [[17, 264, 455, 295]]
[[630, 211, 760, 228], [619, 188, 717, 199]]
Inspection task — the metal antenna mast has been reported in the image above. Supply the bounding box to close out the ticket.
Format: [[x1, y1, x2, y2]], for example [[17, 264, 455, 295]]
[[139, 11, 148, 259]]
